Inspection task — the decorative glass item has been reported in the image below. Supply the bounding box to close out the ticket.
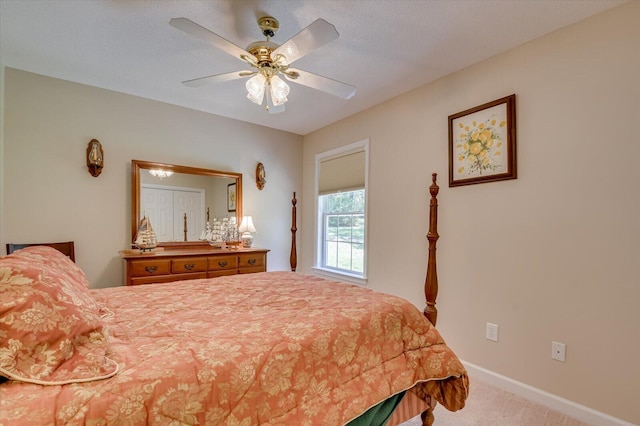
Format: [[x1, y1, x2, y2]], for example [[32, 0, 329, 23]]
[[205, 216, 241, 249], [135, 215, 157, 252], [224, 216, 241, 250], [200, 221, 214, 241]]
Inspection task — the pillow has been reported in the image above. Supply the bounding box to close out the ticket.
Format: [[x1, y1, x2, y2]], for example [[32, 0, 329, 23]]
[[10, 245, 90, 289], [9, 245, 101, 314], [0, 253, 118, 385]]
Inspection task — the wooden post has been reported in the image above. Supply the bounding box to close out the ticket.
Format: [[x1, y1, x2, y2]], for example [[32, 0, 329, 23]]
[[421, 174, 440, 425], [290, 192, 298, 271], [183, 213, 188, 242], [421, 400, 435, 426], [424, 173, 439, 326]]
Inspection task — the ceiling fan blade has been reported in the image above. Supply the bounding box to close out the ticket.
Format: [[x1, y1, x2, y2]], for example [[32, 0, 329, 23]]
[[285, 69, 356, 99], [272, 19, 339, 65], [170, 17, 256, 63], [182, 71, 251, 88]]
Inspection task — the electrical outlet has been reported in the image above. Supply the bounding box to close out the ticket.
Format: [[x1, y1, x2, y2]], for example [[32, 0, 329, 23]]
[[486, 322, 499, 342], [552, 341, 566, 362]]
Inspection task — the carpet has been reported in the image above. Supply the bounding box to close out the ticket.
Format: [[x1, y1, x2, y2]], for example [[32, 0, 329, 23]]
[[399, 377, 590, 426]]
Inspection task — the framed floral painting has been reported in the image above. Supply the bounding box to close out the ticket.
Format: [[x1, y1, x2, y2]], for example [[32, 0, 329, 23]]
[[448, 94, 517, 187], [227, 183, 236, 212]]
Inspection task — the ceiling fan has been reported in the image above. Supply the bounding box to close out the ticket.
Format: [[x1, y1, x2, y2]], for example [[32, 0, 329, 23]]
[[169, 16, 356, 114]]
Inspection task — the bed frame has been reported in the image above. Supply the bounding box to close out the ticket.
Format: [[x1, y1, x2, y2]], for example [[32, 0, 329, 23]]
[[2, 175, 453, 425], [289, 173, 441, 426]]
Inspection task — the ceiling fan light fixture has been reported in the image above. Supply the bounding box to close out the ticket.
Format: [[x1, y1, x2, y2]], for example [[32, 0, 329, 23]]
[[269, 75, 289, 106], [149, 169, 174, 179], [246, 73, 267, 105], [172, 16, 356, 111]]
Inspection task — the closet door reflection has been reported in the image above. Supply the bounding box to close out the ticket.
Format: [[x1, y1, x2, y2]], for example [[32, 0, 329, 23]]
[[140, 186, 173, 241], [141, 184, 204, 242]]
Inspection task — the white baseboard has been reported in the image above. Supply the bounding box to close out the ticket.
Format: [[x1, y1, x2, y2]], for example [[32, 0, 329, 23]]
[[462, 361, 637, 426]]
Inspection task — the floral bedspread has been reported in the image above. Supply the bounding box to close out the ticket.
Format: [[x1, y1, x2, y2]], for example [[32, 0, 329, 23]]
[[0, 271, 468, 425]]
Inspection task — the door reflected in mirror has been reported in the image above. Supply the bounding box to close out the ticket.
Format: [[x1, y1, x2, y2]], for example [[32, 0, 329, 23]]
[[131, 160, 243, 247]]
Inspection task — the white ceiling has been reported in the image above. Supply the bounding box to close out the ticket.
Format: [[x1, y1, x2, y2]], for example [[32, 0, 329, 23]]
[[0, 0, 625, 135]]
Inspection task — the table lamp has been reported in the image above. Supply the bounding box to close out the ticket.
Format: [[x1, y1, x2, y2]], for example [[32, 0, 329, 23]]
[[239, 216, 256, 248]]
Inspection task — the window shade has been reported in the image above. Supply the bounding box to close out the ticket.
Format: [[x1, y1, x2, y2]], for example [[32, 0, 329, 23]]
[[319, 151, 365, 195]]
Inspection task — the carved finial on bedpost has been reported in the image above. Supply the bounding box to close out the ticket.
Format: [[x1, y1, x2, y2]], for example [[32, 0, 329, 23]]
[[290, 192, 298, 272], [424, 173, 439, 326]]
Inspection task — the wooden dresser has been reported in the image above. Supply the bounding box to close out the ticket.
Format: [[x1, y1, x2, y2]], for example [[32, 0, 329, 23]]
[[120, 247, 269, 286]]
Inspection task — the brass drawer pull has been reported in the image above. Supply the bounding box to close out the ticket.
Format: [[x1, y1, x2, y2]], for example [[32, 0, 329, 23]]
[[218, 261, 228, 267], [248, 258, 257, 265], [183, 263, 195, 271], [144, 266, 158, 273]]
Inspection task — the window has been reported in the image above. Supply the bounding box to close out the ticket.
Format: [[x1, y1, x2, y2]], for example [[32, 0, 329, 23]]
[[315, 140, 368, 283], [321, 190, 365, 274]]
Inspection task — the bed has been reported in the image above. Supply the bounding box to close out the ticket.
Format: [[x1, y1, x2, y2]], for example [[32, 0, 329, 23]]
[[0, 174, 468, 425]]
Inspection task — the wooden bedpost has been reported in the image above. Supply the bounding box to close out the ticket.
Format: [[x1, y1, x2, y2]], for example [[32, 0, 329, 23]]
[[421, 174, 440, 426], [421, 397, 435, 426], [424, 173, 439, 326], [290, 192, 297, 271]]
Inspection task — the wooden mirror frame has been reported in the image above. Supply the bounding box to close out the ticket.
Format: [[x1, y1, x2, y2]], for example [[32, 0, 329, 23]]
[[131, 160, 243, 248]]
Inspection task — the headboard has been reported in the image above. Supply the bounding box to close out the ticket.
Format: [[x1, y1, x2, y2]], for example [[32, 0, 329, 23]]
[[5, 241, 76, 263]]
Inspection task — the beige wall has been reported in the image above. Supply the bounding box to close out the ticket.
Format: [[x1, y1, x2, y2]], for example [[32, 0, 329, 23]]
[[301, 2, 639, 424], [1, 2, 638, 424], [1, 68, 302, 288]]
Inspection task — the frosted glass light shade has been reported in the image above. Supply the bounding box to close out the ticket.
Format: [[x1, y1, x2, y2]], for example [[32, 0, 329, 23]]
[[149, 169, 174, 179], [246, 74, 266, 105], [269, 75, 289, 106]]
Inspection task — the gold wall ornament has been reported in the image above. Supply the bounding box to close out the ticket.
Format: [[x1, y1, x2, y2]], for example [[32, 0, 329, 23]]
[[256, 162, 266, 190], [86, 139, 104, 177]]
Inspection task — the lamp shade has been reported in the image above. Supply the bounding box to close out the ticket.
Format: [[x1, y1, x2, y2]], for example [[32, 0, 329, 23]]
[[239, 216, 256, 233]]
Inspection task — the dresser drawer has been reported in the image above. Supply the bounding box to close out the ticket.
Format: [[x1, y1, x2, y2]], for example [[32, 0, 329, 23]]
[[238, 266, 265, 274], [131, 272, 206, 286], [238, 253, 265, 269], [208, 255, 238, 271], [129, 259, 171, 277], [207, 270, 237, 278], [171, 257, 207, 274]]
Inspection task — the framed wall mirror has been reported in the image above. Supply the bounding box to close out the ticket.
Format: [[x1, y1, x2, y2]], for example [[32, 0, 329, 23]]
[[131, 160, 243, 248]]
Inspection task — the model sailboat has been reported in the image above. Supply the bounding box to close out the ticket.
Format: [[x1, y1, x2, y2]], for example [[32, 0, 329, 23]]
[[135, 215, 158, 251]]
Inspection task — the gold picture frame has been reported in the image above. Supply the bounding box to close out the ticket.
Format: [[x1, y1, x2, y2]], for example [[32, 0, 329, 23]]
[[448, 94, 517, 187]]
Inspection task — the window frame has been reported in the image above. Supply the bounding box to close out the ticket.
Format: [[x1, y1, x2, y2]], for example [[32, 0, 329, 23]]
[[313, 139, 369, 285]]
